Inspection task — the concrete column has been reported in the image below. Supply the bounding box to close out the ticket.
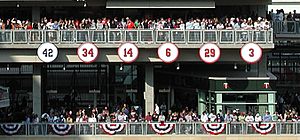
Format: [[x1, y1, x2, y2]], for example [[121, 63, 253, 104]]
[[258, 94, 268, 114], [216, 93, 222, 113], [170, 88, 174, 109], [33, 64, 42, 116], [93, 92, 97, 108], [32, 7, 40, 23], [259, 54, 267, 77], [268, 92, 276, 113], [197, 90, 206, 114], [144, 64, 154, 114]]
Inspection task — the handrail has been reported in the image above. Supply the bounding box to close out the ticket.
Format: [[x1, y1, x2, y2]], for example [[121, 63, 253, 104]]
[[0, 122, 298, 135], [0, 29, 273, 45], [272, 21, 300, 34]]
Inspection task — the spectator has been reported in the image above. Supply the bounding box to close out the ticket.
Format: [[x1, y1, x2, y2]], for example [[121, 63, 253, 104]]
[[238, 112, 245, 123], [145, 112, 152, 122], [263, 111, 272, 122], [245, 112, 254, 123], [200, 111, 208, 122], [154, 103, 160, 115], [158, 112, 166, 123], [152, 111, 159, 122], [254, 113, 262, 122], [66, 115, 73, 123]]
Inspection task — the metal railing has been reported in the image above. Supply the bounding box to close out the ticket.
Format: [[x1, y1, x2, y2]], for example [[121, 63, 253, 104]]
[[0, 29, 273, 45], [1, 122, 300, 136], [273, 21, 300, 34]]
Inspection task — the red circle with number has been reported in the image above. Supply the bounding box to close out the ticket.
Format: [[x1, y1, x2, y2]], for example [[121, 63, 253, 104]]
[[240, 43, 262, 64], [199, 43, 221, 64], [117, 43, 139, 63], [77, 43, 99, 64], [157, 43, 179, 64]]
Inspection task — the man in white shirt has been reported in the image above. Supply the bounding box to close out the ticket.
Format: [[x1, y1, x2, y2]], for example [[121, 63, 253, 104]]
[[254, 113, 262, 122], [155, 104, 160, 115], [208, 112, 216, 122], [185, 19, 194, 30], [158, 113, 166, 123], [201, 112, 209, 123], [245, 113, 254, 123]]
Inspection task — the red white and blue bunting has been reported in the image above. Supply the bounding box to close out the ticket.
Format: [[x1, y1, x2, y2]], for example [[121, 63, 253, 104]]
[[0, 124, 22, 135], [251, 123, 275, 135], [149, 122, 175, 135], [202, 123, 226, 135], [100, 123, 126, 135], [51, 124, 73, 135]]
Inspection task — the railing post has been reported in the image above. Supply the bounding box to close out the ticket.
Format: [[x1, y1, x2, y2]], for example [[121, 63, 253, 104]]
[[126, 122, 128, 135]]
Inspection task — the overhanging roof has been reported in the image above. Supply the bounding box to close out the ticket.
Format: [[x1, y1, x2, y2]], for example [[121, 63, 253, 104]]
[[106, 0, 215, 8]]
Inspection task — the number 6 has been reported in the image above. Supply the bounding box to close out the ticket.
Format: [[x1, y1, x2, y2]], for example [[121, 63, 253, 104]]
[[166, 48, 171, 57]]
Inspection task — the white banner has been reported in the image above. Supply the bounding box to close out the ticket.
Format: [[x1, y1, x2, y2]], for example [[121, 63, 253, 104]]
[[0, 86, 9, 108]]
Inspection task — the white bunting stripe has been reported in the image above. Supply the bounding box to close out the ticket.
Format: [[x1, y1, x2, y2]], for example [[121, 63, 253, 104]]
[[100, 123, 126, 135], [251, 123, 275, 135], [149, 123, 175, 135], [51, 124, 73, 135], [0, 124, 22, 135], [202, 123, 226, 135]]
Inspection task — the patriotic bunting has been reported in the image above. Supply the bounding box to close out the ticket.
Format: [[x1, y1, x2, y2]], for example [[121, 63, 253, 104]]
[[0, 124, 21, 135], [100, 123, 126, 135], [251, 123, 275, 135], [202, 123, 226, 135], [51, 124, 73, 135], [149, 122, 175, 135]]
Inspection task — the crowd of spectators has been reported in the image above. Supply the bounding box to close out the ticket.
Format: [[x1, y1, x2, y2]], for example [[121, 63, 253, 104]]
[[1, 9, 297, 31], [20, 103, 300, 124], [267, 9, 299, 22], [0, 15, 272, 31]]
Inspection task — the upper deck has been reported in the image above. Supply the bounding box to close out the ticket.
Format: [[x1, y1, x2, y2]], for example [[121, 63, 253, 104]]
[[0, 29, 274, 49]]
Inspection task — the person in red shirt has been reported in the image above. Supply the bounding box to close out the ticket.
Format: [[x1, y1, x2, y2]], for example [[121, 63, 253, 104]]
[[145, 112, 152, 122], [127, 19, 134, 29]]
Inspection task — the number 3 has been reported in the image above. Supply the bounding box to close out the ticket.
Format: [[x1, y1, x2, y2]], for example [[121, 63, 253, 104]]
[[249, 48, 254, 57]]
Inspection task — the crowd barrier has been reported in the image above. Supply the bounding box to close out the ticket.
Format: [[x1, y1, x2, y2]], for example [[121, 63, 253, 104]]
[[0, 122, 299, 136], [0, 29, 273, 45], [273, 21, 300, 34]]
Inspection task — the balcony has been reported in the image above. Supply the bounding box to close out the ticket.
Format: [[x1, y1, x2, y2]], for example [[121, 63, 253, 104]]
[[273, 21, 300, 44], [0, 29, 273, 47]]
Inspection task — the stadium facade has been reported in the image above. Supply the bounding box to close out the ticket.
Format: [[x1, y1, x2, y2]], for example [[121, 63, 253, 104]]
[[0, 0, 283, 117]]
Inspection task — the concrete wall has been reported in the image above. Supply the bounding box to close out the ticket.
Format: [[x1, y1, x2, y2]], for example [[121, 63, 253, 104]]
[[1, 135, 300, 140], [0, 48, 273, 63]]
